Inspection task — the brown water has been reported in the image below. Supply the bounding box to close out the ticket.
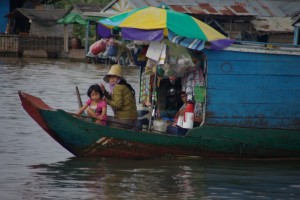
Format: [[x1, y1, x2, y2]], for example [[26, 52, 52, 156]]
[[1, 57, 300, 200]]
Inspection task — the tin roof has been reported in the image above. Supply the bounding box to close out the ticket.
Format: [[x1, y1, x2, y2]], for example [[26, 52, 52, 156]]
[[94, 0, 300, 33], [92, 0, 300, 18], [7, 8, 68, 21], [252, 17, 294, 32], [164, 0, 300, 17], [73, 3, 104, 13], [59, 0, 299, 32], [71, 3, 105, 20]]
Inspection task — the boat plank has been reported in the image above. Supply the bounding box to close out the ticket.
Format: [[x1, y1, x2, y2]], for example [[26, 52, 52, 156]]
[[207, 89, 300, 103], [206, 104, 300, 118], [207, 60, 300, 75], [208, 75, 300, 90]]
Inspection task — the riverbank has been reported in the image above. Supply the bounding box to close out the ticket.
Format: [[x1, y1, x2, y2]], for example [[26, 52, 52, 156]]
[[1, 48, 87, 62], [22, 48, 86, 61]]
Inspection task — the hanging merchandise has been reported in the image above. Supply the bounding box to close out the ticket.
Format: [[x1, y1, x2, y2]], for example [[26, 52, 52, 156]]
[[164, 40, 195, 77], [139, 72, 151, 105], [137, 46, 149, 62], [106, 44, 117, 56], [158, 44, 167, 65], [174, 55, 194, 76], [193, 84, 205, 117], [194, 84, 206, 103], [183, 65, 206, 100], [146, 41, 166, 61], [89, 39, 107, 55]]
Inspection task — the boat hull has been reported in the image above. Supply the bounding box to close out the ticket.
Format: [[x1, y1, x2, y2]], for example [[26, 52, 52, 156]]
[[19, 91, 300, 159]]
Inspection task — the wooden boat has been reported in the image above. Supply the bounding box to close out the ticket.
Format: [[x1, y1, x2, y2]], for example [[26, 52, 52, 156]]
[[19, 43, 300, 160]]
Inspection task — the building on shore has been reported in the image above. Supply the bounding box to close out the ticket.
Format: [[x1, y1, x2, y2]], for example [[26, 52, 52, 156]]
[[1, 0, 300, 59]]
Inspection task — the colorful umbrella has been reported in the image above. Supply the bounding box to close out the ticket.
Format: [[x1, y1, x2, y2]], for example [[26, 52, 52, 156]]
[[98, 6, 233, 50]]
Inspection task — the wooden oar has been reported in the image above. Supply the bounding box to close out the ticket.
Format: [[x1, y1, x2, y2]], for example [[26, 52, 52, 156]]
[[68, 112, 167, 133], [75, 86, 83, 109]]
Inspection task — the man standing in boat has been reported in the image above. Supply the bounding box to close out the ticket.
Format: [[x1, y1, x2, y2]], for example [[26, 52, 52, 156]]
[[100, 64, 138, 129]]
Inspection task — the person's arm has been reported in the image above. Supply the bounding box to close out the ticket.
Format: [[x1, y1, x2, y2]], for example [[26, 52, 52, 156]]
[[173, 106, 185, 125], [105, 85, 123, 109], [98, 106, 107, 120], [76, 104, 88, 115], [100, 84, 112, 100], [86, 107, 97, 118], [174, 106, 185, 119]]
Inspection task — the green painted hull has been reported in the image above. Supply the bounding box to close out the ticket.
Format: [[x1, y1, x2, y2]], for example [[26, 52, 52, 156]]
[[19, 91, 300, 159]]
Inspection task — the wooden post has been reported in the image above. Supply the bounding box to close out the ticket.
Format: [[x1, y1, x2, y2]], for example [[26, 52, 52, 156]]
[[85, 20, 90, 54], [75, 86, 83, 109], [64, 24, 69, 53]]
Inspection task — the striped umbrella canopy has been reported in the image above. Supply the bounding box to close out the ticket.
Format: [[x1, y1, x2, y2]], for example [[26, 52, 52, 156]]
[[98, 6, 232, 50]]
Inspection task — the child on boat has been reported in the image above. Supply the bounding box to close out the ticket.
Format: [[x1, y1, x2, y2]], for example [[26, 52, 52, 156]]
[[76, 84, 107, 125]]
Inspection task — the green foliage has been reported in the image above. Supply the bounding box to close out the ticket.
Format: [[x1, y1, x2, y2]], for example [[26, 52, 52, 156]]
[[53, 0, 111, 40]]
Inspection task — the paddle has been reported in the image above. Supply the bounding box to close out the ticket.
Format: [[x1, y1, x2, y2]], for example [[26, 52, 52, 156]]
[[75, 86, 83, 109], [68, 112, 169, 133]]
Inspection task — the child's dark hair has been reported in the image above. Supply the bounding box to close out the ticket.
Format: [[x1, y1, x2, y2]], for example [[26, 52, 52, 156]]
[[87, 84, 104, 98]]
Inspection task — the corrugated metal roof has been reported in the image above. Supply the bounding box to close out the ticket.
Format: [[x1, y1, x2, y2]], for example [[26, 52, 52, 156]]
[[72, 3, 105, 19], [98, 0, 300, 18], [73, 3, 104, 13], [129, 0, 161, 7], [9, 8, 68, 21], [163, 0, 300, 17]]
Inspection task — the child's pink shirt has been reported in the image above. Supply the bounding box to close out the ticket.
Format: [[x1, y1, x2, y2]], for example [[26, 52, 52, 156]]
[[86, 99, 108, 122]]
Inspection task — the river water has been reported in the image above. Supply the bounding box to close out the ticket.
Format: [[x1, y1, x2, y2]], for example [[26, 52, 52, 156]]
[[0, 57, 300, 200]]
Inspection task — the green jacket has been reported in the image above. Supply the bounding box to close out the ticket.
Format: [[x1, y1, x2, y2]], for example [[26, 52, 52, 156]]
[[104, 84, 138, 119]]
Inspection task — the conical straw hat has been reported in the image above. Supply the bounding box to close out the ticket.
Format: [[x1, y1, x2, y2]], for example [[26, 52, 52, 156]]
[[103, 64, 124, 83]]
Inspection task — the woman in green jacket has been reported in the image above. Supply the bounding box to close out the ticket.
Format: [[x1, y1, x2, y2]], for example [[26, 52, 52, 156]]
[[101, 64, 138, 129]]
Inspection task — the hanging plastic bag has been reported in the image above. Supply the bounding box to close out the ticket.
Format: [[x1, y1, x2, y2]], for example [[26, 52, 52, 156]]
[[90, 39, 107, 55], [106, 44, 117, 56]]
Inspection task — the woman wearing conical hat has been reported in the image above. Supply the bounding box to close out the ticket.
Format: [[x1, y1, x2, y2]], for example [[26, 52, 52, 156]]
[[100, 64, 138, 129]]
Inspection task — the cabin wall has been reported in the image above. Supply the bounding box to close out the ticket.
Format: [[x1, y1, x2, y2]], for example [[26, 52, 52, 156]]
[[203, 49, 300, 130], [268, 34, 294, 44], [30, 21, 65, 37], [223, 20, 294, 44], [224, 23, 254, 40]]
